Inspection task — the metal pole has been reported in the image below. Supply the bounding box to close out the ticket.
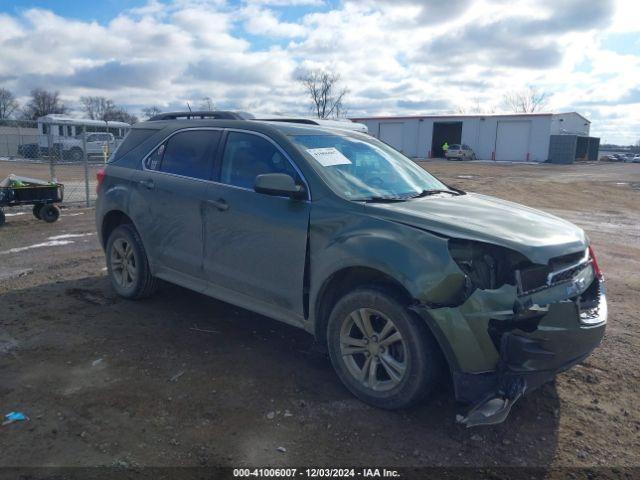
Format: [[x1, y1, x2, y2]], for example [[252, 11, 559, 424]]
[[82, 124, 90, 207], [48, 123, 56, 182]]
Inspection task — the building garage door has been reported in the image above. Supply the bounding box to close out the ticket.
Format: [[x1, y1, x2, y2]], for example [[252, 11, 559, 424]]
[[379, 123, 404, 152], [495, 121, 531, 161]]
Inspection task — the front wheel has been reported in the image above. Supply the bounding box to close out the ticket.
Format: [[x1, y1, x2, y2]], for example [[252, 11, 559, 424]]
[[106, 224, 158, 299], [327, 288, 442, 409]]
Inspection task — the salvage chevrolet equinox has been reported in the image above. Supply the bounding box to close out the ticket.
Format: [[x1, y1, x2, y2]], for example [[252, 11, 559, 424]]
[[96, 112, 607, 426]]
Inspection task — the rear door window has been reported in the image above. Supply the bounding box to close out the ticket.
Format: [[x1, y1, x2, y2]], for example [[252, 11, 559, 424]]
[[149, 130, 221, 180], [218, 131, 299, 189]]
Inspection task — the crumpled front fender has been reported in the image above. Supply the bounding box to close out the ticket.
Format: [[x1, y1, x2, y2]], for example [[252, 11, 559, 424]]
[[412, 266, 606, 405]]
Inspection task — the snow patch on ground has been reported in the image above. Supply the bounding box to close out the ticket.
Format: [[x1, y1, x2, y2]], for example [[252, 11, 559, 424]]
[[4, 212, 27, 217], [0, 268, 33, 281], [0, 240, 74, 255], [48, 233, 95, 240]]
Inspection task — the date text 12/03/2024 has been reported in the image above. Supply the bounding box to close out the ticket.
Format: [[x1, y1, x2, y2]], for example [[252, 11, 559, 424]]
[[233, 468, 401, 478]]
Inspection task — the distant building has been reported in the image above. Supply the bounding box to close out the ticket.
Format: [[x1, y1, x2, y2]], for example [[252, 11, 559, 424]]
[[350, 112, 599, 163]]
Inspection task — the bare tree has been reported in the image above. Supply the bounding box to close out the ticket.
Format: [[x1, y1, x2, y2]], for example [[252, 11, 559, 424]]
[[22, 88, 67, 120], [0, 88, 19, 119], [457, 97, 496, 114], [199, 97, 214, 111], [298, 69, 348, 119], [503, 86, 549, 113], [142, 105, 163, 119], [80, 96, 115, 120], [103, 107, 138, 124]]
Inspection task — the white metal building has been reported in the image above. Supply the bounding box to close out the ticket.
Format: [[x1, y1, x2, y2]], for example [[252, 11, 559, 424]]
[[350, 112, 594, 162]]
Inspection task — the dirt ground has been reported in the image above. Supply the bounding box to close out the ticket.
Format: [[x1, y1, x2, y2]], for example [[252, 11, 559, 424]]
[[0, 160, 638, 471]]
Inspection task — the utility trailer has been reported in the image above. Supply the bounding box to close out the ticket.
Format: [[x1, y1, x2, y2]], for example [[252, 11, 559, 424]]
[[0, 175, 64, 226]]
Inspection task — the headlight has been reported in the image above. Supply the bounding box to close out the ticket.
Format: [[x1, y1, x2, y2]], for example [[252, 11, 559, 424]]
[[448, 239, 527, 291]]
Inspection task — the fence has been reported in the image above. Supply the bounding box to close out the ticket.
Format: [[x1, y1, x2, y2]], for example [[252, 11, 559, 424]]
[[0, 119, 128, 206]]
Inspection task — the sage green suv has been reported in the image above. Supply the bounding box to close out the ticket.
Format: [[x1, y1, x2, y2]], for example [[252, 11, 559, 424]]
[[96, 112, 606, 426]]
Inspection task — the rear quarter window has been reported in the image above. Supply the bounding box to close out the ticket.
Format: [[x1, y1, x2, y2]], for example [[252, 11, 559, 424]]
[[109, 128, 158, 163]]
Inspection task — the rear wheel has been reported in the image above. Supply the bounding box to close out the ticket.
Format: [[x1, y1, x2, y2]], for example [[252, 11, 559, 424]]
[[327, 288, 442, 409], [69, 147, 83, 162], [40, 204, 60, 223], [106, 224, 158, 299], [32, 203, 43, 219]]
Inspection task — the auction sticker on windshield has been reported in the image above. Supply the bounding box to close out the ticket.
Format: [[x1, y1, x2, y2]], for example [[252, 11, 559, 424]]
[[306, 147, 352, 167]]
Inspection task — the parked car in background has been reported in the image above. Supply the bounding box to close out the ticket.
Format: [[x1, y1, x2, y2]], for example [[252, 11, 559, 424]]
[[445, 144, 477, 161], [58, 132, 119, 161], [96, 112, 606, 427]]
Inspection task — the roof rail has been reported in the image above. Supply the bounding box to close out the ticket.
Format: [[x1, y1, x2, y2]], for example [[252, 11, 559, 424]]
[[147, 111, 244, 121]]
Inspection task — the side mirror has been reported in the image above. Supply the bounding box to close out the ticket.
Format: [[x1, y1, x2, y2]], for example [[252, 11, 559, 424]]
[[254, 173, 306, 199]]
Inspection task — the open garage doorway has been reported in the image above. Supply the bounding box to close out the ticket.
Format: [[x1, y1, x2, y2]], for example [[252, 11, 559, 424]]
[[431, 122, 462, 157]]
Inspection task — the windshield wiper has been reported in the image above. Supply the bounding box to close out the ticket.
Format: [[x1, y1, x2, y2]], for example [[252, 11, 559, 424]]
[[408, 189, 462, 198], [361, 196, 409, 203]]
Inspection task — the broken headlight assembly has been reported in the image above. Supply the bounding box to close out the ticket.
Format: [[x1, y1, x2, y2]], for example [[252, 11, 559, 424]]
[[448, 239, 528, 293]]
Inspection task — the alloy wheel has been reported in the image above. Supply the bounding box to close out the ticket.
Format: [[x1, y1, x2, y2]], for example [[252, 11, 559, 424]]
[[110, 237, 137, 289], [339, 308, 408, 392]]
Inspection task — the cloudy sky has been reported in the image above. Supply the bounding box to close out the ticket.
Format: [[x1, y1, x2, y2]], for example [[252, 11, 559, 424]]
[[0, 0, 638, 144]]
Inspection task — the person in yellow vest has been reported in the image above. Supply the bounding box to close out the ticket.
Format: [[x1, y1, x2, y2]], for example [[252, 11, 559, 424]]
[[442, 142, 449, 157]]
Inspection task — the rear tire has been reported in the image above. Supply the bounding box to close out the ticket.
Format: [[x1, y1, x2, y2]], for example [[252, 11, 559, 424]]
[[33, 203, 43, 219], [40, 204, 60, 223], [106, 224, 158, 299], [327, 288, 442, 410], [69, 147, 83, 162]]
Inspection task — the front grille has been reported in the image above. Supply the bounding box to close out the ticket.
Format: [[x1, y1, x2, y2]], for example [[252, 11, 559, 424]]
[[548, 261, 589, 285], [517, 249, 590, 296], [517, 265, 550, 294]]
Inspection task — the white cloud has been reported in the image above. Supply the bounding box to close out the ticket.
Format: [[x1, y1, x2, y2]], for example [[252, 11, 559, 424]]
[[0, 0, 638, 143], [240, 5, 307, 37]]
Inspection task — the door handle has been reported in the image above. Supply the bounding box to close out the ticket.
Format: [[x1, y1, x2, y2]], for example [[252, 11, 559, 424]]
[[206, 198, 229, 212], [207, 199, 229, 211], [138, 179, 155, 190]]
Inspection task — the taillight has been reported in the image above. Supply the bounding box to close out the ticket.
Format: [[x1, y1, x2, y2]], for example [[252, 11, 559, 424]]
[[588, 245, 602, 278], [96, 169, 105, 195]]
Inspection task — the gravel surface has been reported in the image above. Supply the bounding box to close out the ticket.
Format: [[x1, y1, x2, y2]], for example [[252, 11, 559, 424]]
[[0, 160, 638, 469]]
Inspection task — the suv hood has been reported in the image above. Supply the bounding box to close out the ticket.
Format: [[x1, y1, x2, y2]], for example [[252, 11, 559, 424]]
[[366, 192, 587, 264]]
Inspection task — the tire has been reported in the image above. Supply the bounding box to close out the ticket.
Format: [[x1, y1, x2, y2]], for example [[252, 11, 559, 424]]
[[33, 203, 43, 219], [40, 204, 60, 223], [327, 288, 442, 410], [69, 147, 83, 162], [106, 224, 158, 299], [0, 209, 5, 227]]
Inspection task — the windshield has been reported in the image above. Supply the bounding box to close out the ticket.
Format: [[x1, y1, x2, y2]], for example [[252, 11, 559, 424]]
[[292, 134, 449, 201]]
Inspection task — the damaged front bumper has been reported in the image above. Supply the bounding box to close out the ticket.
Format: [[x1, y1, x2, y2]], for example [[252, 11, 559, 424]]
[[413, 265, 607, 427]]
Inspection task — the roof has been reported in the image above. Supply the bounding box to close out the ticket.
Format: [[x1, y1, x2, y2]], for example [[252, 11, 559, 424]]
[[38, 114, 131, 127], [350, 111, 590, 123], [132, 118, 355, 136]]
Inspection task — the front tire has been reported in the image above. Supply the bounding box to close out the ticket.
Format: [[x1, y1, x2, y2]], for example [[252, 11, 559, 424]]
[[106, 224, 158, 299], [327, 288, 442, 410]]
